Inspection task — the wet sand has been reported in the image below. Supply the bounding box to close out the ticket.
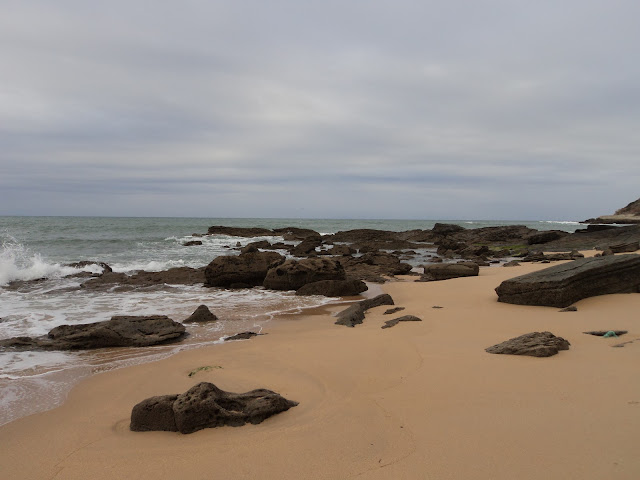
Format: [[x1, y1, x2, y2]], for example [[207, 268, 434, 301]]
[[1, 258, 639, 479]]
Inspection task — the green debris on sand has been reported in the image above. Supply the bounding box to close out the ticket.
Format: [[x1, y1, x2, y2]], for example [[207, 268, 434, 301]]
[[188, 365, 222, 377], [603, 331, 618, 338]]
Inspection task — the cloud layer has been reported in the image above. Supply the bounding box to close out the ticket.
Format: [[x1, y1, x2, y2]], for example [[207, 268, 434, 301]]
[[2, 0, 639, 219]]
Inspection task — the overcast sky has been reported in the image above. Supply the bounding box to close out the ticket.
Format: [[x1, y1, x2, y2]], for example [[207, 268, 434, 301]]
[[1, 0, 639, 220]]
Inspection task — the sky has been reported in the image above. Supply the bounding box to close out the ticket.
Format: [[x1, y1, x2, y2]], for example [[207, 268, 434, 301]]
[[1, 0, 639, 220]]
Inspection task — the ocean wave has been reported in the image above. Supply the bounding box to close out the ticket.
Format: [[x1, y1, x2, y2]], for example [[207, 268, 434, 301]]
[[539, 220, 581, 225]]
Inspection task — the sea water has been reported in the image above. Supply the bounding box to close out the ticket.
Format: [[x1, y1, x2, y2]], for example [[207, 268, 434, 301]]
[[0, 216, 582, 425]]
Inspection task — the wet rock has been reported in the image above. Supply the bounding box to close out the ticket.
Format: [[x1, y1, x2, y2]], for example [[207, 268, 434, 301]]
[[381, 315, 422, 329], [273, 227, 321, 241], [130, 382, 298, 433], [183, 240, 203, 246], [295, 279, 367, 297], [1, 315, 186, 351], [495, 254, 640, 307], [207, 226, 274, 237], [485, 332, 570, 357], [290, 237, 322, 256], [81, 267, 205, 290], [65, 261, 113, 273], [225, 332, 262, 341], [204, 251, 285, 288], [263, 258, 345, 291], [184, 305, 217, 323]]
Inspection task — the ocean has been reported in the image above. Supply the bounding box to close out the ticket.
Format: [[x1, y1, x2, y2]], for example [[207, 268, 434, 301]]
[[0, 216, 582, 425]]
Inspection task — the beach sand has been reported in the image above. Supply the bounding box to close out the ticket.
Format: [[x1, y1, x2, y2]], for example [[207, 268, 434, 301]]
[[1, 258, 639, 479]]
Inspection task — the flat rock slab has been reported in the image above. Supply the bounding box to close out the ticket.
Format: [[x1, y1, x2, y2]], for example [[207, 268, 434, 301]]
[[224, 332, 263, 341], [335, 294, 395, 327], [495, 254, 640, 307], [0, 315, 186, 351], [486, 331, 570, 357], [583, 330, 628, 337], [130, 382, 298, 434], [381, 315, 422, 329]]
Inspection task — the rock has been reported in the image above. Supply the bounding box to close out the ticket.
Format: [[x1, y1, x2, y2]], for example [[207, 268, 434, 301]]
[[495, 254, 640, 307], [263, 258, 345, 291], [342, 252, 412, 281], [183, 240, 203, 246], [225, 332, 262, 341], [273, 227, 321, 241], [334, 294, 395, 327], [0, 315, 186, 351], [290, 237, 322, 256], [326, 245, 356, 256], [583, 330, 627, 337], [527, 231, 568, 245], [503, 260, 521, 267], [65, 261, 113, 273], [485, 332, 570, 357], [559, 306, 577, 312], [384, 307, 405, 315], [130, 382, 298, 434], [608, 242, 639, 253], [204, 251, 285, 288], [184, 305, 217, 323], [419, 262, 479, 281], [207, 226, 274, 237], [295, 279, 367, 297], [432, 223, 465, 235], [81, 267, 205, 290], [381, 315, 422, 329]]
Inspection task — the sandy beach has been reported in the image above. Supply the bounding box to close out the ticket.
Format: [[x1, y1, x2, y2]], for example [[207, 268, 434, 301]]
[[1, 258, 639, 480]]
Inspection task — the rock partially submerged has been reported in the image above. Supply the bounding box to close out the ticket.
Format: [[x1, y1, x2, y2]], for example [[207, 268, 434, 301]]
[[204, 251, 285, 288], [0, 315, 186, 351], [485, 332, 570, 357], [184, 305, 217, 323], [495, 254, 640, 307], [130, 382, 298, 433]]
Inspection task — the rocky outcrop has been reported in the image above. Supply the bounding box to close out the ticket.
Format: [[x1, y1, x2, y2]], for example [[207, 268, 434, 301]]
[[495, 254, 640, 307], [544, 224, 640, 251], [583, 197, 640, 224], [295, 279, 367, 297], [225, 332, 262, 341], [485, 332, 570, 357], [419, 262, 479, 281], [342, 252, 412, 282], [204, 251, 285, 288], [0, 315, 186, 351], [183, 240, 203, 246], [184, 305, 217, 323], [290, 237, 322, 256], [608, 242, 639, 253], [381, 315, 422, 329], [334, 294, 395, 327], [207, 226, 274, 237], [527, 231, 568, 245], [130, 382, 298, 434], [272, 227, 320, 241], [263, 258, 345, 291], [81, 267, 205, 290]]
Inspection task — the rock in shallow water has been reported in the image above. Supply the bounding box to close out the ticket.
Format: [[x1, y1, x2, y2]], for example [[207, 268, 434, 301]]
[[130, 382, 298, 433]]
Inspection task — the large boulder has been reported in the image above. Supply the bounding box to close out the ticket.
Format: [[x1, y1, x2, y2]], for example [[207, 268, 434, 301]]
[[420, 262, 479, 281], [263, 258, 345, 291], [495, 254, 640, 307], [130, 382, 298, 434], [295, 279, 368, 297], [0, 315, 186, 351], [485, 332, 570, 357], [204, 251, 285, 287]]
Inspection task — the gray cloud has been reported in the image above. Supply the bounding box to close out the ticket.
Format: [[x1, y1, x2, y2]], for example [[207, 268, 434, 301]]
[[1, 0, 639, 219]]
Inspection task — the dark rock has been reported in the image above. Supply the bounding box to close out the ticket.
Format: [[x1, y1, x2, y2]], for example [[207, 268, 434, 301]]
[[184, 305, 217, 323], [225, 332, 262, 341], [130, 382, 298, 433], [272, 227, 321, 241], [263, 258, 345, 291], [602, 249, 614, 256], [419, 262, 479, 281], [334, 294, 395, 327], [608, 242, 639, 253], [384, 307, 405, 315], [503, 260, 521, 267], [207, 226, 274, 237], [583, 330, 627, 337], [432, 223, 465, 235], [65, 261, 113, 273], [290, 237, 322, 256], [326, 245, 355, 256], [559, 306, 578, 312], [183, 240, 203, 246], [381, 315, 422, 329], [343, 252, 412, 281], [543, 224, 640, 251], [204, 251, 285, 288], [485, 332, 570, 357], [527, 231, 568, 245], [295, 279, 367, 297], [495, 254, 640, 307], [1, 315, 186, 351], [81, 267, 205, 290]]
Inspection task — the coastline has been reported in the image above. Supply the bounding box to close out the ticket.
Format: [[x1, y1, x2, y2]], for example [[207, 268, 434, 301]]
[[1, 257, 638, 479]]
